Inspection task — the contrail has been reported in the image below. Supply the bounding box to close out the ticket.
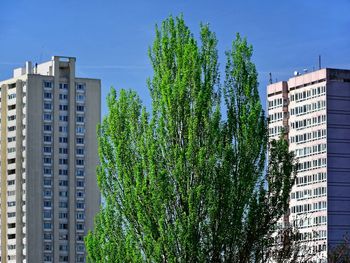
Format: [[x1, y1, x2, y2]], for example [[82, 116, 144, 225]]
[[78, 65, 148, 70]]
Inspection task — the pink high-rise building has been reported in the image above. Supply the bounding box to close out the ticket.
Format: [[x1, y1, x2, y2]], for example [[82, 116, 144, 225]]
[[267, 68, 350, 262]]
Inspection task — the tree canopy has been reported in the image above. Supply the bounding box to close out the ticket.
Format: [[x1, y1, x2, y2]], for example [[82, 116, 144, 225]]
[[85, 15, 296, 263]]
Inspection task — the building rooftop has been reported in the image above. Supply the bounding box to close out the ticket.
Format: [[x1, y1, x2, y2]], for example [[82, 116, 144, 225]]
[[13, 56, 76, 78], [267, 68, 350, 94]]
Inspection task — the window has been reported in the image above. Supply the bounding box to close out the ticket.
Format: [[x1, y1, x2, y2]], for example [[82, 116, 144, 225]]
[[44, 103, 52, 110], [59, 202, 68, 208], [59, 137, 68, 143], [77, 191, 84, 198], [313, 216, 327, 226], [44, 179, 52, 186], [44, 81, 52, 88], [7, 136, 16, 143], [291, 115, 326, 131], [8, 212, 16, 217], [59, 104, 68, 111], [7, 190, 15, 196], [44, 222, 52, 230], [77, 94, 85, 102], [268, 98, 283, 109], [44, 168, 52, 175], [76, 169, 85, 177], [76, 126, 85, 133], [77, 116, 84, 123], [59, 126, 68, 133], [44, 243, 52, 251], [43, 210, 52, 219], [76, 159, 84, 166], [59, 83, 68, 90], [8, 115, 16, 121], [292, 86, 326, 103], [59, 255, 68, 262], [77, 212, 85, 220], [295, 143, 326, 158], [59, 223, 68, 230], [44, 146, 52, 153], [268, 112, 283, 123], [59, 180, 68, 186], [7, 147, 15, 153], [59, 115, 68, 122], [59, 212, 68, 219], [44, 125, 52, 132], [8, 234, 16, 239], [59, 233, 68, 240], [8, 93, 16, 100], [77, 180, 84, 187], [76, 202, 85, 209], [76, 105, 84, 112], [59, 94, 68, 100], [290, 129, 326, 145], [77, 255, 85, 262], [59, 191, 68, 197], [7, 158, 15, 164], [76, 137, 84, 144], [44, 157, 52, 164], [290, 100, 326, 117], [59, 158, 68, 165], [76, 83, 85, 91], [44, 189, 52, 197], [59, 169, 68, 175], [76, 223, 84, 231], [44, 233, 52, 240], [7, 180, 15, 185], [8, 104, 16, 110], [297, 158, 327, 172], [44, 92, 52, 99], [59, 245, 68, 251], [8, 83, 16, 89], [268, 125, 283, 137], [44, 201, 52, 208], [77, 244, 85, 252], [8, 244, 16, 250], [44, 113, 52, 121], [8, 126, 16, 132], [7, 201, 16, 207], [76, 148, 84, 155], [59, 148, 68, 154]]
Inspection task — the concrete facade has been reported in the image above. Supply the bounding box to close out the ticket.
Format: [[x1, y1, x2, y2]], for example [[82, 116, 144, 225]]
[[267, 68, 350, 262], [0, 56, 101, 263]]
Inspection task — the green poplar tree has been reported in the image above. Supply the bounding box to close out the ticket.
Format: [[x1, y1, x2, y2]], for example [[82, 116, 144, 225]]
[[85, 15, 296, 263]]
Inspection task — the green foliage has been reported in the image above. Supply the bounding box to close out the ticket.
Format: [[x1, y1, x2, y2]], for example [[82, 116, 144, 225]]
[[85, 15, 296, 263]]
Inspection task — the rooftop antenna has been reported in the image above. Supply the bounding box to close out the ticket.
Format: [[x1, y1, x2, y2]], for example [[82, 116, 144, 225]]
[[269, 72, 273, 84], [318, 55, 321, 69]]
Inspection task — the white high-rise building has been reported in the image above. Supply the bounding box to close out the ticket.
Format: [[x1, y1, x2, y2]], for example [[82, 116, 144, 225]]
[[268, 68, 350, 262], [0, 56, 101, 263]]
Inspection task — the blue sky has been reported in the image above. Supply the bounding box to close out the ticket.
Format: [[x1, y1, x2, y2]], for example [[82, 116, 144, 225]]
[[1, 0, 349, 115]]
